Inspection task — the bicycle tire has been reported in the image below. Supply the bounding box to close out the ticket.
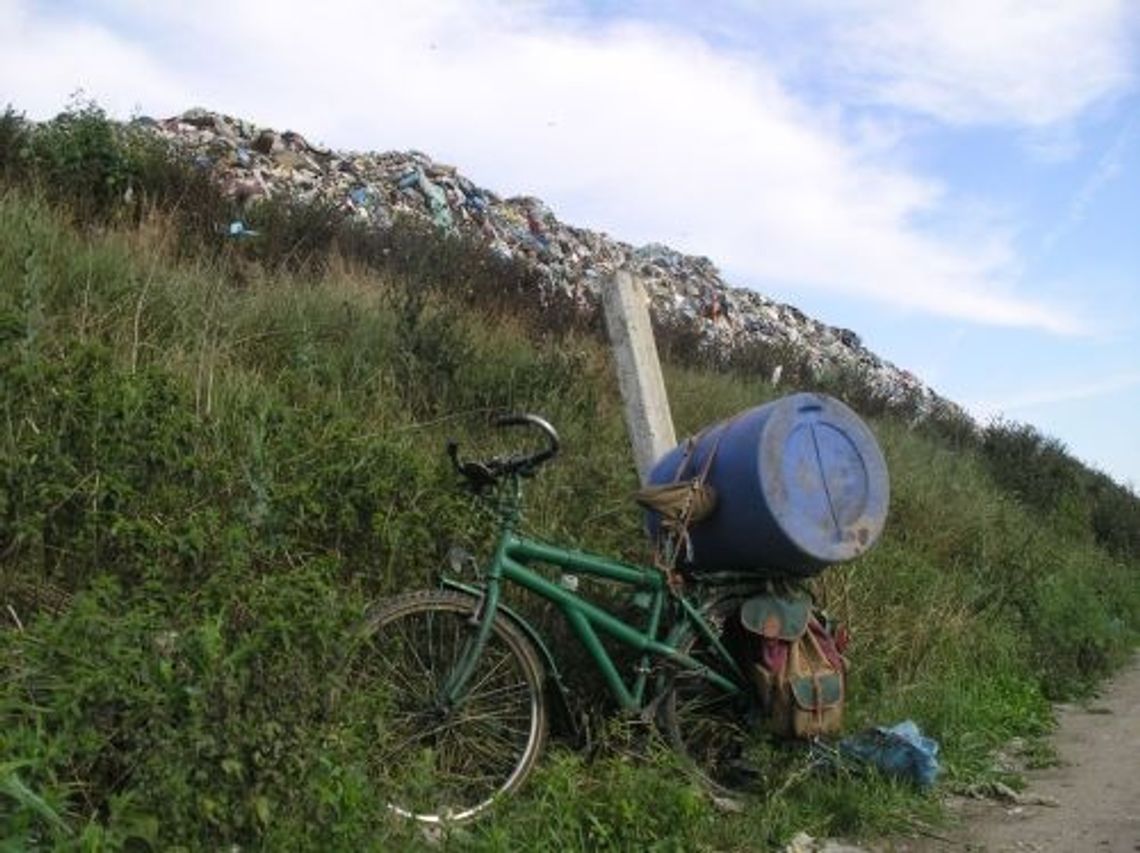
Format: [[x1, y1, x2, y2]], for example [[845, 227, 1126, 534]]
[[333, 590, 548, 823], [658, 597, 757, 796]]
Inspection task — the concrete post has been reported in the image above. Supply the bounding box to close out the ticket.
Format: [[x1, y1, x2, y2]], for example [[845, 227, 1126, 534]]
[[601, 270, 677, 484]]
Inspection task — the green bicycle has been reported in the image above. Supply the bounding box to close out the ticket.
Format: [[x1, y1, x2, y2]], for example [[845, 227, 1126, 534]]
[[336, 414, 770, 824]]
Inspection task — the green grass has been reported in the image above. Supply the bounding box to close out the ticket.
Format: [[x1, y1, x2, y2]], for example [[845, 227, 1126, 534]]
[[2, 156, 1139, 851]]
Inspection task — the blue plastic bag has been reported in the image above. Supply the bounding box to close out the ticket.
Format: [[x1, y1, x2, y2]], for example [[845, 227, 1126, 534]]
[[838, 720, 940, 788]]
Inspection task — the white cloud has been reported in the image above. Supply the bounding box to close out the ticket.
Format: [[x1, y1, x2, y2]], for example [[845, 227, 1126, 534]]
[[0, 0, 1090, 333], [970, 370, 1140, 418], [801, 0, 1137, 127], [1041, 119, 1137, 251], [0, 0, 181, 118]]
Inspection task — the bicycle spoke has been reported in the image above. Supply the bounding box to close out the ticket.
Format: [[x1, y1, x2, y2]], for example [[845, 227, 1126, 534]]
[[457, 721, 531, 758], [464, 677, 532, 706], [336, 591, 547, 823], [463, 646, 516, 696]]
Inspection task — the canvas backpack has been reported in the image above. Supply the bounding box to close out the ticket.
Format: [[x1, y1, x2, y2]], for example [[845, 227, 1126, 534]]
[[739, 592, 847, 739]]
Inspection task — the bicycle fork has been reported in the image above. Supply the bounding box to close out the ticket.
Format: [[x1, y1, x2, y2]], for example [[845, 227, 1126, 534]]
[[435, 582, 502, 711]]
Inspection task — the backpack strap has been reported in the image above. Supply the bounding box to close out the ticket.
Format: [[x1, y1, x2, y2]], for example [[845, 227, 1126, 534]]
[[634, 421, 733, 592]]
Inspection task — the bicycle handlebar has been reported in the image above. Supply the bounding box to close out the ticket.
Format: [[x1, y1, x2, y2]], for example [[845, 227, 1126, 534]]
[[447, 413, 561, 489], [493, 413, 560, 469]]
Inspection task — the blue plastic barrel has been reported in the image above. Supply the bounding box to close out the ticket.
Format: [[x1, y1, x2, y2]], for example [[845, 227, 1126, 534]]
[[647, 393, 889, 576]]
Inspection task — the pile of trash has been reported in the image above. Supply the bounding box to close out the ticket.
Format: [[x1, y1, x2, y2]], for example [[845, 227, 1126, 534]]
[[137, 107, 958, 418]]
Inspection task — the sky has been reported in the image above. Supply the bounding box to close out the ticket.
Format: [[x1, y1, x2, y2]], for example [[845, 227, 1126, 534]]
[[2, 0, 1138, 491]]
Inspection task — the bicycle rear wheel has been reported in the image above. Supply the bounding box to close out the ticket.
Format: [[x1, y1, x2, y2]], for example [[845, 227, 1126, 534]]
[[334, 590, 548, 823], [658, 598, 756, 796]]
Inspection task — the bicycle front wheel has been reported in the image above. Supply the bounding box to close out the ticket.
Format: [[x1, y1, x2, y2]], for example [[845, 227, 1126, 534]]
[[335, 590, 548, 823]]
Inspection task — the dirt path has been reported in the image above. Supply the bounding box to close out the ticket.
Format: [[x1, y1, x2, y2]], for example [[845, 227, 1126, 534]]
[[908, 654, 1140, 852]]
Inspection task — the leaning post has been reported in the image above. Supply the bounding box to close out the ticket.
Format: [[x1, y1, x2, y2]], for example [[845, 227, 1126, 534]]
[[601, 269, 677, 484]]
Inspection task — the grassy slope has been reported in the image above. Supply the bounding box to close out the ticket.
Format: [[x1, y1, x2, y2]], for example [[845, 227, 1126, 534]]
[[1, 190, 1138, 850]]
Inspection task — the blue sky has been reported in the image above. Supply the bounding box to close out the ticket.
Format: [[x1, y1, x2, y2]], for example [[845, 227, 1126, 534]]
[[2, 0, 1138, 490]]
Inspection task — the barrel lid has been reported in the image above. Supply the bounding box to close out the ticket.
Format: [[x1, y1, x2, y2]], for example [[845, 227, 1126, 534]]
[[759, 393, 889, 564]]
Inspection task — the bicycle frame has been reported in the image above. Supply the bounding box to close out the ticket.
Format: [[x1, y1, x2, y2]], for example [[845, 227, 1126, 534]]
[[438, 480, 762, 715]]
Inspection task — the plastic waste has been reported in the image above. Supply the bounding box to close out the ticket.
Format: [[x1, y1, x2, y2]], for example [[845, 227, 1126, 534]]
[[415, 170, 453, 229], [225, 220, 260, 239], [838, 720, 940, 789]]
